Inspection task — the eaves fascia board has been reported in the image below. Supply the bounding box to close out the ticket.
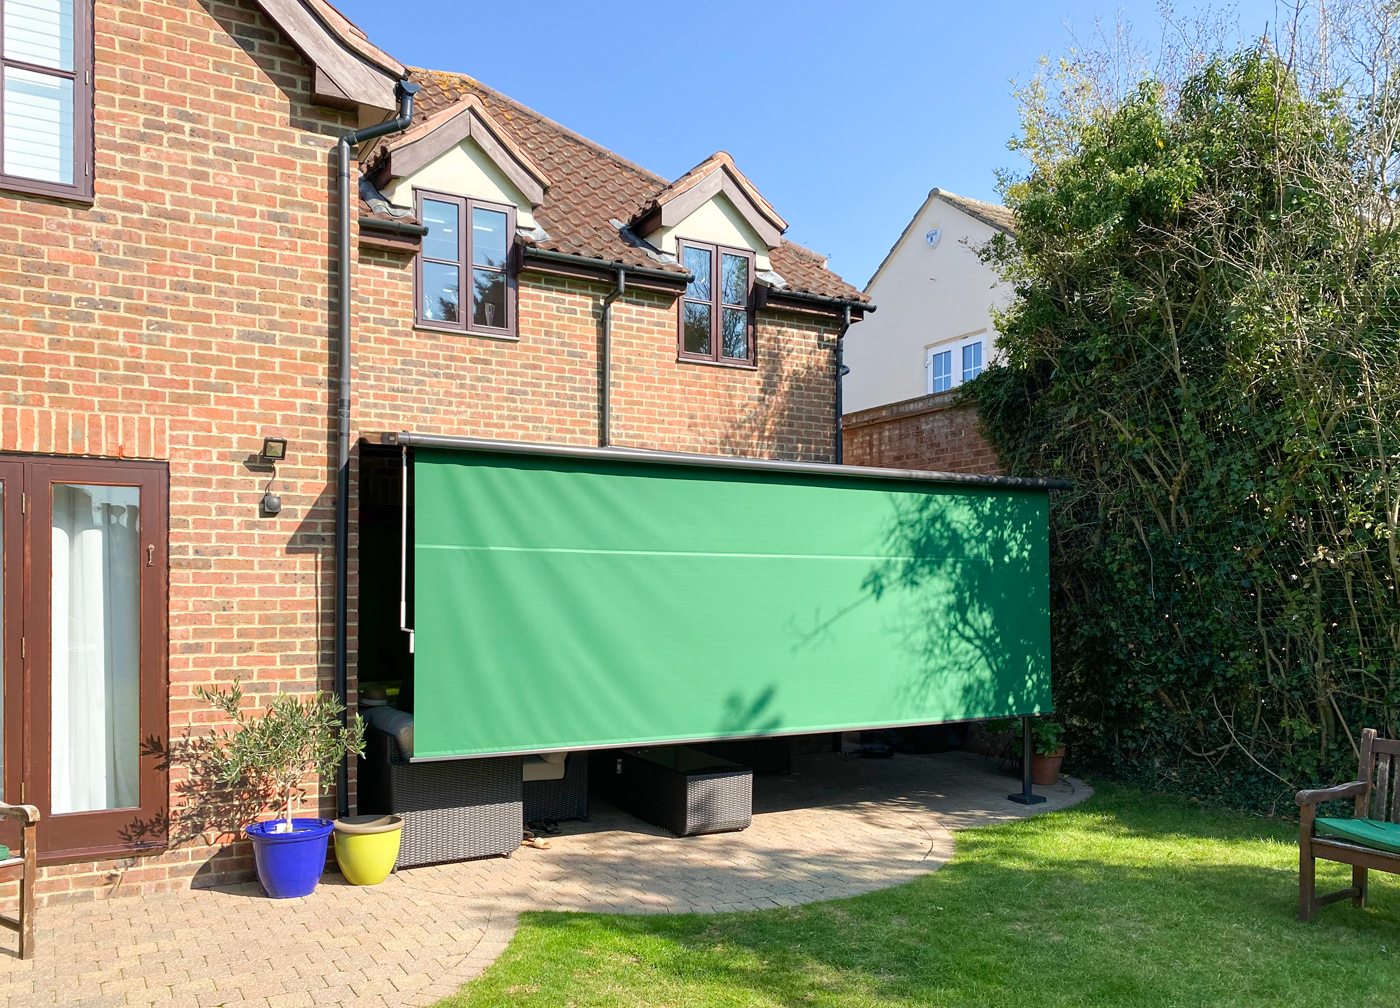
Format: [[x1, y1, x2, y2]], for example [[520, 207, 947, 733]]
[[254, 0, 400, 113]]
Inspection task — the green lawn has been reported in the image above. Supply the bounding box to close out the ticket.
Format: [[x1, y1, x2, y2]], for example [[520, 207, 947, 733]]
[[438, 782, 1400, 1008]]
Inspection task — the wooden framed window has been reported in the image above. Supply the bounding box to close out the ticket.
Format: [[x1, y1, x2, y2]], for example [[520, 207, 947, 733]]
[[0, 455, 168, 863], [678, 239, 755, 366], [415, 189, 517, 337], [0, 0, 93, 200]]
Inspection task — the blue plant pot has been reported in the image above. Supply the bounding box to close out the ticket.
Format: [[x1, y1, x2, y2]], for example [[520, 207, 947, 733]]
[[246, 818, 334, 898]]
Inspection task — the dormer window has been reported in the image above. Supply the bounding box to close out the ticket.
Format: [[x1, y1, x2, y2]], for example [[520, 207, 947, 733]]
[[415, 189, 516, 337], [678, 239, 754, 366]]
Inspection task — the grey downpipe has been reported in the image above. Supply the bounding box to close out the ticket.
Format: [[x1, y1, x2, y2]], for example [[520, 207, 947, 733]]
[[835, 304, 852, 464], [333, 79, 419, 816], [600, 268, 625, 446]]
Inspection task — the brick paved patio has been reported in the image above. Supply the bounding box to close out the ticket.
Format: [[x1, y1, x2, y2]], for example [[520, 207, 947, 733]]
[[1, 750, 1088, 1008]]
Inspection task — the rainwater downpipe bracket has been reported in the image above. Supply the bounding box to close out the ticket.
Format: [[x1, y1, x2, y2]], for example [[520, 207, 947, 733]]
[[333, 79, 419, 817]]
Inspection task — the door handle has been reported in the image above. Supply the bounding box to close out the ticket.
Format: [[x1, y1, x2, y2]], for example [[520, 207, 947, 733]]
[[147, 544, 154, 567]]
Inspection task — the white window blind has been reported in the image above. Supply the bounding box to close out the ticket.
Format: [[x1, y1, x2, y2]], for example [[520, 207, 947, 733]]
[[4, 0, 74, 69], [3, 66, 71, 182]]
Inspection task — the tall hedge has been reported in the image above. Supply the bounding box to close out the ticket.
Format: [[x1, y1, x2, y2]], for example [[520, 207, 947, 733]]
[[978, 47, 1400, 811]]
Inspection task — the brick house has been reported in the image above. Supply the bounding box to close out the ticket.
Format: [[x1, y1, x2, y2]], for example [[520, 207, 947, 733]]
[[841, 189, 1009, 475], [0, 0, 868, 904]]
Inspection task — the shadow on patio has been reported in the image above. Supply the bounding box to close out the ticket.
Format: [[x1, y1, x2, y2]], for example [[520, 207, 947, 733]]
[[0, 750, 1086, 1008], [389, 750, 1086, 916]]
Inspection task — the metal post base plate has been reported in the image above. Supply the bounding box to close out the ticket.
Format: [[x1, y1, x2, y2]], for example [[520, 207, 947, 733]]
[[1007, 792, 1047, 805]]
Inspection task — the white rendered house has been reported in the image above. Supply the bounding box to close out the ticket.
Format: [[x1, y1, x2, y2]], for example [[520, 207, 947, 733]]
[[843, 189, 1013, 415]]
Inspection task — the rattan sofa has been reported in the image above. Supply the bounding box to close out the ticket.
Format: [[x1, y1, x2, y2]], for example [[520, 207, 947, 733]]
[[523, 752, 589, 824], [358, 726, 523, 868]]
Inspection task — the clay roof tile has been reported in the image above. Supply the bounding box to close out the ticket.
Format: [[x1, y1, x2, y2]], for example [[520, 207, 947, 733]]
[[385, 67, 866, 300]]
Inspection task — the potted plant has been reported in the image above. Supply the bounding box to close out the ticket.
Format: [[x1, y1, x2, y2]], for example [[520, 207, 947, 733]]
[[196, 680, 365, 898], [986, 716, 1066, 785], [1026, 718, 1066, 784]]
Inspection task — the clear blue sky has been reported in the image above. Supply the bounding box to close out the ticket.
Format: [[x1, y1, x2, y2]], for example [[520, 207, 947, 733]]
[[335, 0, 1282, 289]]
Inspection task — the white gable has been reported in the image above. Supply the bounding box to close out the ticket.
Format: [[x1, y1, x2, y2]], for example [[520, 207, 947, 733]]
[[653, 191, 772, 271], [843, 192, 1012, 414], [383, 137, 538, 229]]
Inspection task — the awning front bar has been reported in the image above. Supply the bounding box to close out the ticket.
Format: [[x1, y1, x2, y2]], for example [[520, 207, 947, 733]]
[[378, 432, 1073, 491]]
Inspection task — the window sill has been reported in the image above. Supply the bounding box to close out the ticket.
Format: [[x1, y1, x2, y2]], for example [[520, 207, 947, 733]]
[[413, 325, 521, 343], [676, 355, 758, 371], [0, 179, 95, 206], [39, 838, 167, 868]]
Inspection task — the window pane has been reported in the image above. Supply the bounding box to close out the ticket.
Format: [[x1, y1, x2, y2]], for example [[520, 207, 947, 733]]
[[683, 300, 711, 354], [421, 199, 459, 262], [421, 260, 460, 322], [3, 0, 73, 70], [683, 245, 711, 301], [961, 341, 984, 383], [472, 267, 507, 328], [51, 483, 141, 814], [3, 67, 72, 184], [721, 308, 748, 359], [931, 350, 952, 393], [471, 207, 509, 268], [721, 253, 748, 307]]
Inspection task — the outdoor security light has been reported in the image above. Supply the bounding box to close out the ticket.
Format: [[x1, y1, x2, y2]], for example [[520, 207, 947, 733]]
[[260, 437, 288, 462], [258, 437, 287, 515]]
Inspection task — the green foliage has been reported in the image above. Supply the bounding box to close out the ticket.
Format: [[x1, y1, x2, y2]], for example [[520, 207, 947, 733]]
[[977, 42, 1400, 812], [985, 716, 1065, 755], [439, 783, 1400, 1008], [195, 680, 365, 830]]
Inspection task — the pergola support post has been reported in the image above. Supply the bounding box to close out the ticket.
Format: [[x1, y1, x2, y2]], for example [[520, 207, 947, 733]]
[[1008, 715, 1046, 805]]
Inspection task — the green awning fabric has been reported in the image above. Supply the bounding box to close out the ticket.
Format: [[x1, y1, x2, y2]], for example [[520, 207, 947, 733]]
[[410, 446, 1053, 759]]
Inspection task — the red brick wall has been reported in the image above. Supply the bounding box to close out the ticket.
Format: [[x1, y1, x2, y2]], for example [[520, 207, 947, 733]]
[[0, 0, 355, 904], [0, 0, 842, 906], [842, 391, 1003, 475], [355, 260, 838, 461]]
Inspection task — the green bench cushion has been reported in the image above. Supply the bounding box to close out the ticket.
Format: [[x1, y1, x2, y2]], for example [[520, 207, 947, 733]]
[[1315, 817, 1400, 855]]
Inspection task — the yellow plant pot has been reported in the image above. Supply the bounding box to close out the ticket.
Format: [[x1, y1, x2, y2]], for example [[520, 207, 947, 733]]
[[333, 814, 403, 885]]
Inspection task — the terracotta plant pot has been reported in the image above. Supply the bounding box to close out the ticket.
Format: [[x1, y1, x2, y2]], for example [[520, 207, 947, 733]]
[[1031, 747, 1066, 786]]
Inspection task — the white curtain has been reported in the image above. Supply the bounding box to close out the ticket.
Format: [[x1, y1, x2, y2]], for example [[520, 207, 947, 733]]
[[50, 484, 140, 814]]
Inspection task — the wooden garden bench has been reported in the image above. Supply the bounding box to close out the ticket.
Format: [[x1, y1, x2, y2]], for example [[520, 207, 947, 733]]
[[0, 802, 39, 958], [1297, 727, 1400, 922]]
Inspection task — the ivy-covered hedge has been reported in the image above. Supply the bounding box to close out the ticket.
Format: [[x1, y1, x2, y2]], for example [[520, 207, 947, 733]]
[[977, 48, 1400, 813]]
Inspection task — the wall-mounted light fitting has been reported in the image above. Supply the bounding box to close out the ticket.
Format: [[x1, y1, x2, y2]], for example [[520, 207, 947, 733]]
[[260, 437, 288, 462], [259, 437, 288, 515]]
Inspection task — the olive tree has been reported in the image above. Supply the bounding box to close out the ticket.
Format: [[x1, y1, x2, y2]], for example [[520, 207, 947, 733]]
[[195, 681, 365, 831]]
